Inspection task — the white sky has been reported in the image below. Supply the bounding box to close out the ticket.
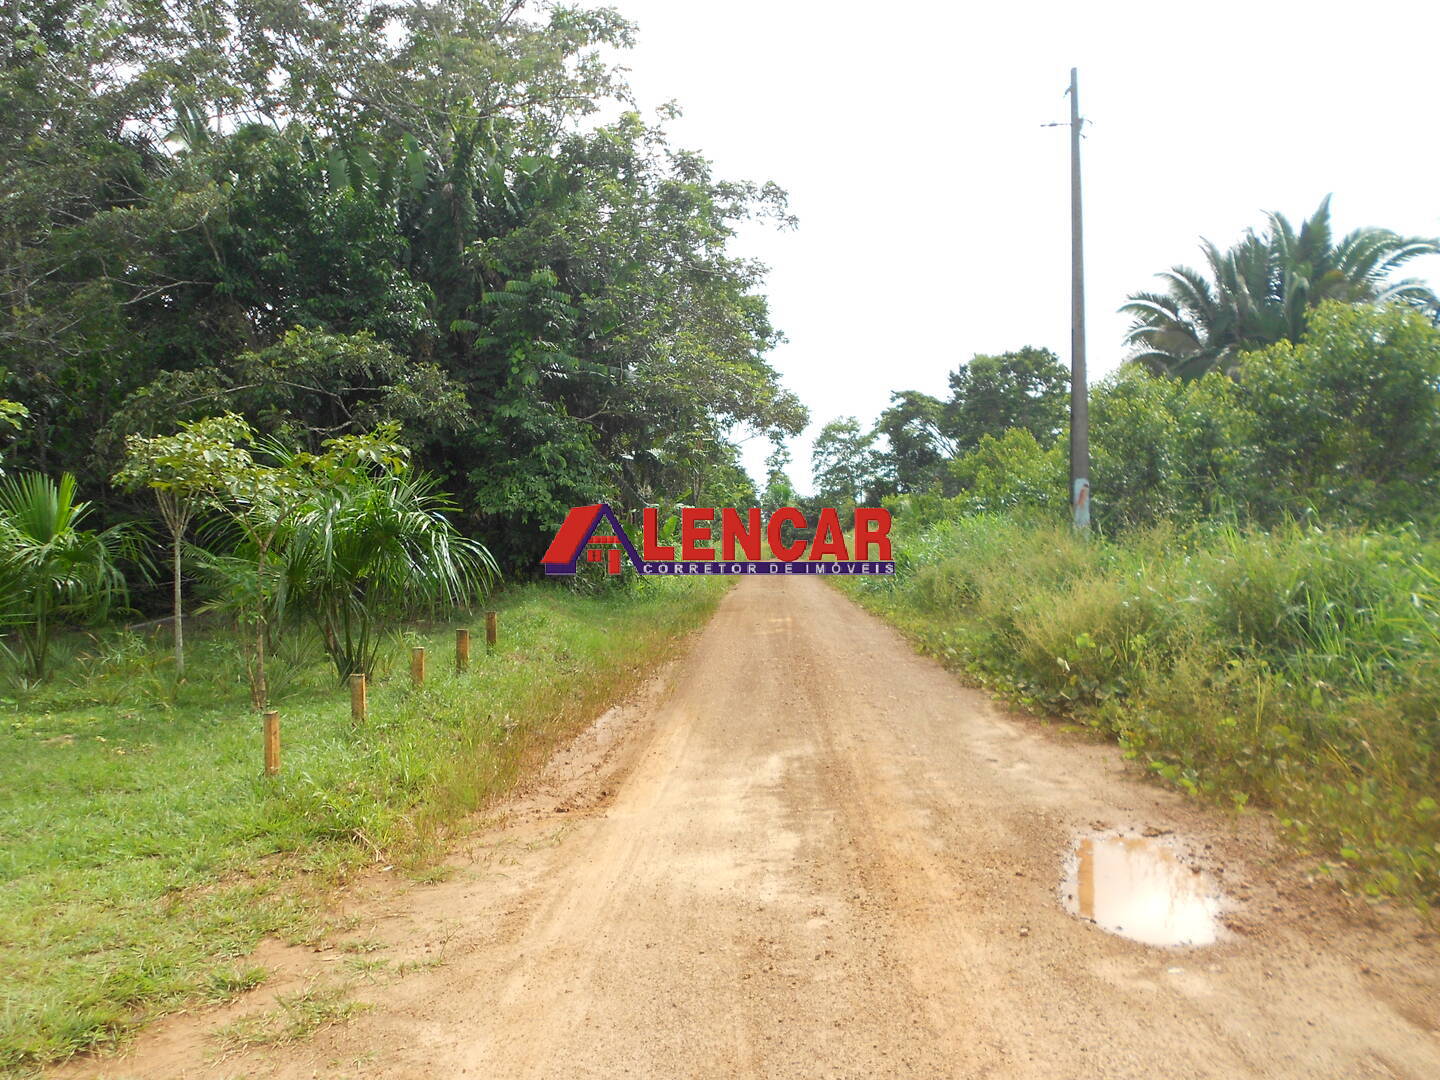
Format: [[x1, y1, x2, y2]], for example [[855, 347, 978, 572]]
[[597, 0, 1440, 493]]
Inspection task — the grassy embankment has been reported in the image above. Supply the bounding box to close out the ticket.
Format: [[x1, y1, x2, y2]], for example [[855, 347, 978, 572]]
[[0, 577, 726, 1072], [845, 513, 1440, 907]]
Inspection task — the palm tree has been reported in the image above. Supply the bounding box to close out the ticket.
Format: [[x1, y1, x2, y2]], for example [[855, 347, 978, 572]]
[[279, 468, 499, 681], [0, 474, 133, 680], [1122, 197, 1440, 378]]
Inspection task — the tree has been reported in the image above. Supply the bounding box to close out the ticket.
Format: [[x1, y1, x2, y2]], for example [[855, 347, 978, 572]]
[[1122, 197, 1440, 378], [1088, 370, 1188, 529], [0, 473, 133, 680], [761, 444, 799, 514], [1234, 301, 1440, 522], [280, 464, 499, 681], [949, 429, 1065, 516], [811, 418, 881, 508], [115, 421, 251, 678], [160, 417, 306, 707], [105, 327, 471, 454], [3, 2, 807, 574], [944, 348, 1068, 454], [138, 414, 491, 701], [873, 391, 952, 494], [449, 112, 807, 556]]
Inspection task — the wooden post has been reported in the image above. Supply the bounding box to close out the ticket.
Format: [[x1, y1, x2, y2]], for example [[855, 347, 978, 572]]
[[455, 627, 470, 672], [350, 673, 367, 722], [263, 710, 280, 776], [485, 610, 498, 652], [411, 646, 426, 686]]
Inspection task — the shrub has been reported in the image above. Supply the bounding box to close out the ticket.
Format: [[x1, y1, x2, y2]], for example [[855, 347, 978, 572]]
[[848, 509, 1440, 904]]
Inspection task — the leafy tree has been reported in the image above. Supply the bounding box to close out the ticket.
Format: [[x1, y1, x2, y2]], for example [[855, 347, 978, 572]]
[[760, 445, 800, 513], [137, 414, 490, 699], [449, 113, 807, 553], [105, 327, 470, 453], [873, 391, 952, 494], [1122, 197, 1440, 378], [150, 416, 306, 707], [0, 473, 134, 680], [3, 2, 806, 573], [114, 420, 257, 677], [944, 348, 1068, 454], [946, 304, 1440, 531], [1088, 370, 1188, 529], [1234, 301, 1440, 522], [811, 418, 882, 508], [692, 446, 759, 510], [949, 429, 1065, 516]]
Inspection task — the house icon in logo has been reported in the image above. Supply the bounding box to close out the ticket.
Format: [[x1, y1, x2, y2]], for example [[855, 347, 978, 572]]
[[540, 503, 646, 575]]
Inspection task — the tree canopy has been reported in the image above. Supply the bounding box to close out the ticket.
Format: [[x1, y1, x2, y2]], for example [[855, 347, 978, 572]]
[[1121, 197, 1440, 378], [1, 0, 806, 569]]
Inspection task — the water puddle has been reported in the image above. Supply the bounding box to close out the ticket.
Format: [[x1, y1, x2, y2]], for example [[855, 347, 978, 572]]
[[1061, 833, 1224, 947]]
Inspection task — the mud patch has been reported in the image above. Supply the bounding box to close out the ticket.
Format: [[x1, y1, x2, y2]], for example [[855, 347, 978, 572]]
[[1062, 832, 1224, 947]]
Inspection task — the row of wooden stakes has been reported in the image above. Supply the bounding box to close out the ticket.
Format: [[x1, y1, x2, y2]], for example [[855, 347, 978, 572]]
[[262, 611, 499, 776]]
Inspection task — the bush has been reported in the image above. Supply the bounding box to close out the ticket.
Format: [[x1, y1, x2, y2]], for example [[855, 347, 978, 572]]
[[1236, 302, 1440, 524], [847, 511, 1440, 905], [942, 303, 1440, 535], [948, 429, 1065, 516]]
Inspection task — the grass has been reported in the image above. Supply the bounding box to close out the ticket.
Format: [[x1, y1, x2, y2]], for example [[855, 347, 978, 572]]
[[0, 575, 726, 1073], [844, 512, 1440, 908], [214, 982, 371, 1049]]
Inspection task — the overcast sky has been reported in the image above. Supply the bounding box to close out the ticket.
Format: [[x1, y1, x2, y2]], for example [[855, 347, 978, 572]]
[[595, 0, 1440, 493]]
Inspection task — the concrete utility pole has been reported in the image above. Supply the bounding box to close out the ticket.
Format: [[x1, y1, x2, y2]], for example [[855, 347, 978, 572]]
[[1068, 67, 1090, 531]]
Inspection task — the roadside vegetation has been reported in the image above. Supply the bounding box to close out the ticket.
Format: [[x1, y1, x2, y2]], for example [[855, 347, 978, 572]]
[[4, 0, 1440, 1068], [847, 517, 1440, 906], [1, 1, 790, 1070], [817, 288, 1440, 911], [0, 575, 724, 1072]]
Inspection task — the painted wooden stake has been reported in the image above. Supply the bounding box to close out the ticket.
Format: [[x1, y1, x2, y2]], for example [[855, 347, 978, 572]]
[[263, 710, 280, 776], [411, 646, 426, 686], [455, 627, 470, 671], [486, 610, 498, 652], [350, 673, 367, 722]]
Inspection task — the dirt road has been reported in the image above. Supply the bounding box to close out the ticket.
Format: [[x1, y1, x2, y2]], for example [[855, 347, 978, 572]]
[[70, 577, 1440, 1078]]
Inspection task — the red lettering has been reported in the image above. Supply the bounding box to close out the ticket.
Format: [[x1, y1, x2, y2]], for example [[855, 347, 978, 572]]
[[721, 508, 762, 561], [807, 507, 849, 560], [681, 507, 716, 560], [767, 507, 808, 561], [642, 508, 676, 560], [854, 508, 892, 560]]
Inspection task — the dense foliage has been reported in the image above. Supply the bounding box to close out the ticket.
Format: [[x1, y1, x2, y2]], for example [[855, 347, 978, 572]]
[[806, 347, 1071, 507], [2, 0, 805, 573], [1121, 197, 1439, 378], [831, 302, 1440, 535], [0, 472, 135, 679], [848, 514, 1440, 906], [117, 414, 496, 701], [836, 221, 1440, 911]]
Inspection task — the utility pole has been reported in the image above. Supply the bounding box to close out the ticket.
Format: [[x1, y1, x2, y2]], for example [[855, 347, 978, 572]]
[[1068, 67, 1090, 530]]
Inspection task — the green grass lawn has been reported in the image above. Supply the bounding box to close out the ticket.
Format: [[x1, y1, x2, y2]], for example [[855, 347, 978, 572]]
[[0, 577, 726, 1073]]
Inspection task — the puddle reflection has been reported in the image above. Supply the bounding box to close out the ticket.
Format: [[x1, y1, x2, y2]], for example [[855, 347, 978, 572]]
[[1062, 834, 1223, 947]]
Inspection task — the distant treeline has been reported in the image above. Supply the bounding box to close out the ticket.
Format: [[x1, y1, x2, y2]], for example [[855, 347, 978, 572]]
[[798, 200, 1440, 531]]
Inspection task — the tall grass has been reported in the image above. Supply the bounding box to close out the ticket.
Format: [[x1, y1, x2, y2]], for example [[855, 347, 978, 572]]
[[849, 514, 1440, 906], [0, 577, 726, 1073]]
